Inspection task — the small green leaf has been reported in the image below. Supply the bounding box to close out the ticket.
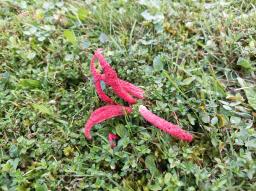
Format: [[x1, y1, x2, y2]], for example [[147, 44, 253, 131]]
[[144, 65, 153, 75], [100, 80, 106, 90], [115, 124, 128, 138], [211, 116, 218, 125], [153, 55, 164, 71], [230, 116, 241, 124], [78, 8, 88, 21], [164, 173, 172, 185], [64, 54, 74, 61], [99, 32, 108, 44], [201, 113, 210, 123], [217, 114, 227, 127], [187, 114, 196, 125], [223, 105, 232, 111], [26, 51, 36, 60], [19, 79, 41, 89], [148, 184, 162, 191], [10, 158, 20, 170], [237, 58, 252, 70], [0, 72, 10, 84], [32, 104, 54, 116], [43, 2, 54, 10], [35, 182, 48, 191], [245, 139, 256, 148], [81, 40, 90, 49], [141, 10, 164, 23], [9, 145, 18, 158], [182, 77, 195, 86], [141, 10, 153, 21], [64, 30, 77, 45], [145, 155, 159, 176], [238, 77, 256, 110], [63, 146, 74, 156]]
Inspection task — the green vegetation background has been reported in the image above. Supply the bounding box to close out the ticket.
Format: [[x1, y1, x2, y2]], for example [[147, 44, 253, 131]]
[[0, 0, 256, 190]]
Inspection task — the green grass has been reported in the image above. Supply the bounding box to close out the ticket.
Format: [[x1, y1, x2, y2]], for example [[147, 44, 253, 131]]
[[1, 0, 256, 190]]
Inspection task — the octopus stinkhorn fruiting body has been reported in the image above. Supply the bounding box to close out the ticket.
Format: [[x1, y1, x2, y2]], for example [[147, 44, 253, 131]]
[[84, 105, 132, 140], [84, 49, 193, 147], [139, 105, 193, 142]]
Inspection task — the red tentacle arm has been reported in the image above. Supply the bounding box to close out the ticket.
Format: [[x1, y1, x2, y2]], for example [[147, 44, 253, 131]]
[[94, 49, 113, 69], [90, 52, 116, 104], [109, 80, 137, 104], [92, 50, 139, 104], [108, 133, 119, 148], [119, 79, 144, 99], [139, 105, 193, 142], [84, 105, 132, 140]]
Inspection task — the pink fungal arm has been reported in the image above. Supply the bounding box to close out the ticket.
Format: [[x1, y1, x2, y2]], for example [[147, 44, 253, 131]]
[[139, 105, 193, 142], [84, 105, 132, 140], [91, 49, 140, 104], [90, 52, 116, 104], [119, 79, 144, 99], [93, 48, 112, 69], [109, 80, 137, 104], [108, 133, 119, 148]]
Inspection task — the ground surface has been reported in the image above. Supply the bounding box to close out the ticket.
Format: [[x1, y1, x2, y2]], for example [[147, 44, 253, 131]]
[[0, 1, 256, 190]]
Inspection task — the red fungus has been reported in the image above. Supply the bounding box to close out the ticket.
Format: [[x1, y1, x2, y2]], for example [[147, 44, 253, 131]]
[[84, 49, 194, 147], [84, 105, 132, 140], [139, 105, 193, 142], [90, 50, 116, 104], [90, 49, 143, 104], [108, 133, 119, 148], [119, 79, 144, 99]]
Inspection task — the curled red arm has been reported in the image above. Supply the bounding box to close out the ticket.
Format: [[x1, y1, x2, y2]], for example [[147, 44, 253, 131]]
[[92, 49, 139, 104], [119, 79, 144, 99], [84, 105, 132, 140], [139, 105, 193, 142], [90, 52, 116, 104]]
